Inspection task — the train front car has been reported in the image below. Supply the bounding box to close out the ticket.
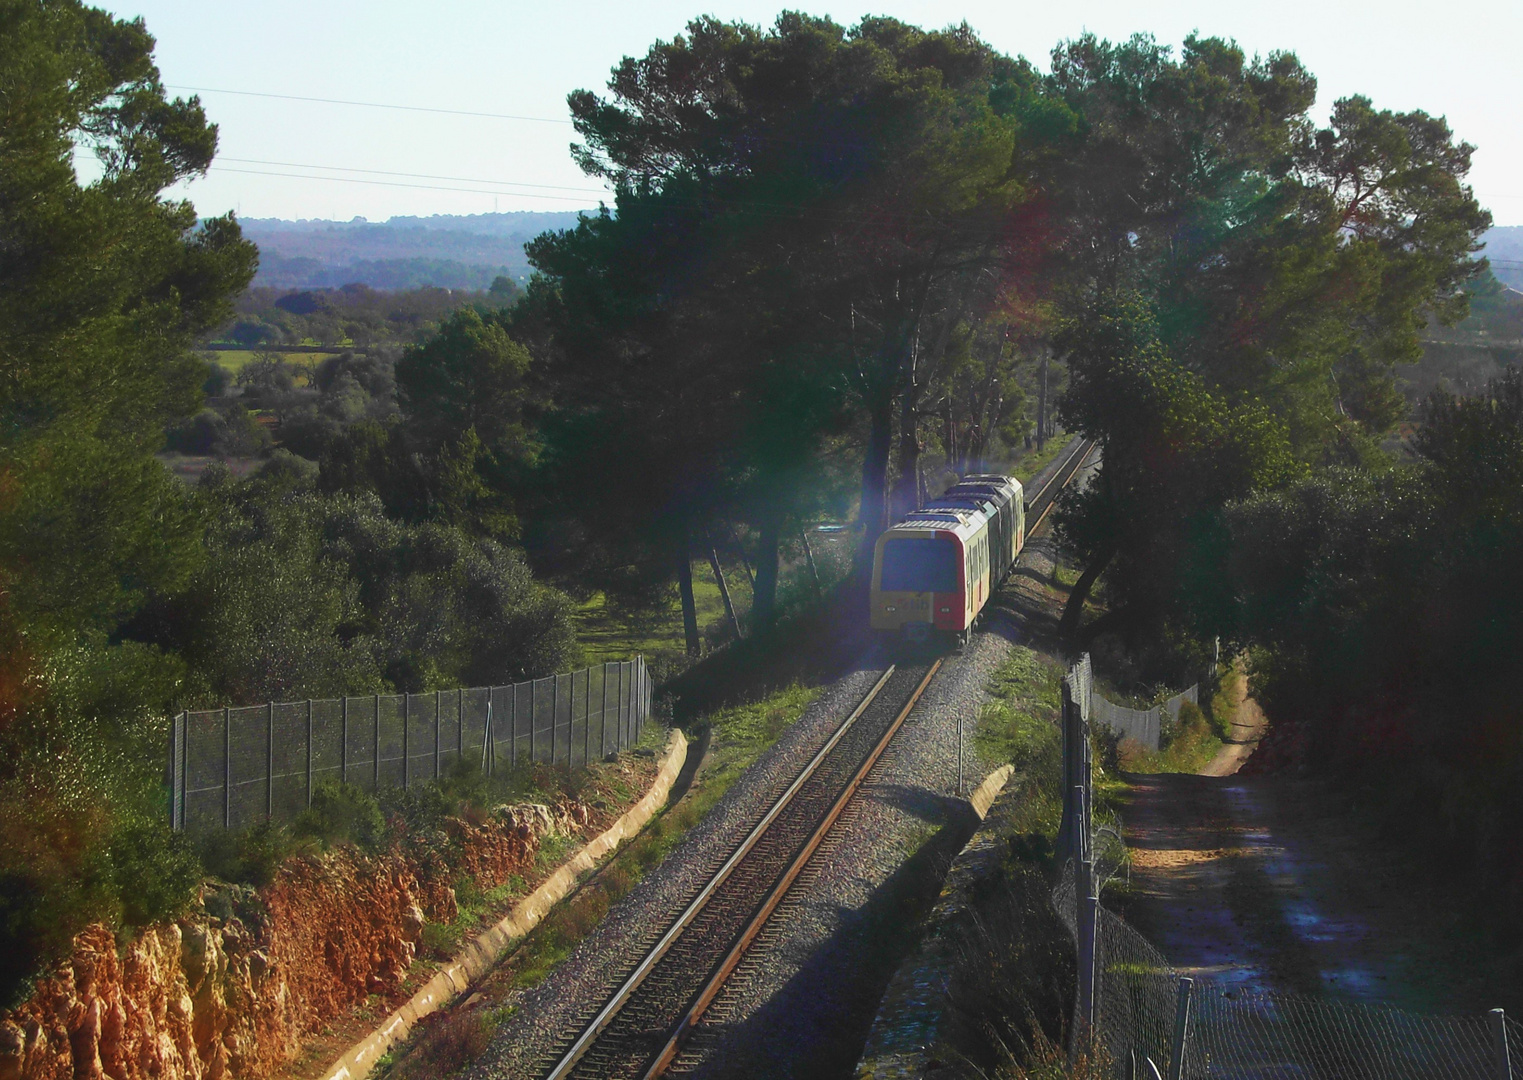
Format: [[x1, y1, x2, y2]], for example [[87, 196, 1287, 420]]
[[870, 521, 974, 644], [869, 473, 1024, 648]]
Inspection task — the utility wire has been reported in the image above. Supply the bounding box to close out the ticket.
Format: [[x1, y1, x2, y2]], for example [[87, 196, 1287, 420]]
[[217, 157, 608, 195], [167, 84, 572, 125], [209, 166, 598, 203]]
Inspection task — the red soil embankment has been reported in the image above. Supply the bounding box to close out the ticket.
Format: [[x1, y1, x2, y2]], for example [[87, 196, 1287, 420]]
[[0, 801, 601, 1080]]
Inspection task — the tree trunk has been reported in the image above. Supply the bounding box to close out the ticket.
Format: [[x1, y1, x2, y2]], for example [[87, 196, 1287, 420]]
[[707, 541, 744, 640], [677, 541, 700, 657], [751, 518, 781, 629], [856, 393, 894, 572], [799, 529, 821, 594], [1036, 357, 1048, 453], [1058, 545, 1115, 645], [729, 526, 756, 587], [890, 388, 922, 522]]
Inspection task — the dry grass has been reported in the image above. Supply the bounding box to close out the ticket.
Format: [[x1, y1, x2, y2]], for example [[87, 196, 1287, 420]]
[[390, 1009, 491, 1080]]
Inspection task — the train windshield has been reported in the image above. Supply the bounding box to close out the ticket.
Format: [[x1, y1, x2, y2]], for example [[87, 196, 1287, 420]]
[[879, 537, 958, 593]]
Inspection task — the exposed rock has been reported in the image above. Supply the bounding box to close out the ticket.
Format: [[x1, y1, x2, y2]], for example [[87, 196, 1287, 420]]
[[0, 796, 599, 1080]]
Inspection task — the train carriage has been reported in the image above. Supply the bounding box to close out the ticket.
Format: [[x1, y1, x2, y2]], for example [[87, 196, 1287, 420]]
[[870, 474, 1025, 644]]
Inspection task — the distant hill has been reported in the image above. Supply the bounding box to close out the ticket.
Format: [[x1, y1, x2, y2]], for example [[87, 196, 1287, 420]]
[[240, 215, 1522, 293], [1482, 226, 1523, 290], [240, 210, 591, 290]]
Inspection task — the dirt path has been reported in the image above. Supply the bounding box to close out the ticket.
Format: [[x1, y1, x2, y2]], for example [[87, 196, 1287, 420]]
[[1117, 700, 1517, 1014]]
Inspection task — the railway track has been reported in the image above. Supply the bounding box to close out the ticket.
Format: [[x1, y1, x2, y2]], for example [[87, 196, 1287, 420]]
[[542, 662, 941, 1080], [1025, 436, 1096, 534], [535, 438, 1094, 1080]]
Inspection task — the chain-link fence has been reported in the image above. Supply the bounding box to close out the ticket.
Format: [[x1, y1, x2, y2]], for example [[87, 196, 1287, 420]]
[[1090, 685, 1198, 752], [168, 657, 652, 833], [1055, 655, 1522, 1079]]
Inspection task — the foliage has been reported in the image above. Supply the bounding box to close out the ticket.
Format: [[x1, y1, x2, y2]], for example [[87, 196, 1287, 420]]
[[1045, 33, 1488, 675], [0, 0, 259, 1003], [127, 465, 575, 701], [292, 782, 387, 851], [519, 13, 1061, 623], [210, 282, 516, 350], [1219, 366, 1523, 915], [976, 646, 1064, 776]]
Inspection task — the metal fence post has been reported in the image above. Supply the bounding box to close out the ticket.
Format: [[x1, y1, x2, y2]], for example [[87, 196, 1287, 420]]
[[1492, 1009, 1513, 1080], [569, 670, 578, 767], [458, 688, 464, 768], [600, 664, 610, 760], [171, 712, 185, 832], [482, 695, 495, 775], [581, 668, 591, 767], [223, 706, 231, 829], [1167, 977, 1195, 1080], [341, 696, 349, 786], [530, 679, 537, 764], [434, 689, 442, 780], [553, 674, 562, 765], [617, 662, 626, 748], [266, 702, 275, 819], [510, 681, 518, 769], [403, 693, 410, 789], [373, 693, 380, 791], [305, 699, 313, 807]]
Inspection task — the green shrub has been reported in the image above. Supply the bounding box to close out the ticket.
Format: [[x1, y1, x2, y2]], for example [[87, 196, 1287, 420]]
[[293, 782, 386, 850], [196, 819, 306, 887], [107, 820, 203, 928]]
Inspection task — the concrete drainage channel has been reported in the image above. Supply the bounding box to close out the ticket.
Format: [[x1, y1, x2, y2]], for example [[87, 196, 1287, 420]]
[[321, 729, 689, 1080]]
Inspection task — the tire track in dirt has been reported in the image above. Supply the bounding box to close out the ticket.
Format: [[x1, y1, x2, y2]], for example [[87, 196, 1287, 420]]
[[1117, 725, 1518, 1013]]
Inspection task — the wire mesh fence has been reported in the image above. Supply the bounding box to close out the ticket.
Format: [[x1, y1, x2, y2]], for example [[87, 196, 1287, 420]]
[[168, 657, 653, 833], [1054, 654, 1522, 1079], [1090, 685, 1198, 752]]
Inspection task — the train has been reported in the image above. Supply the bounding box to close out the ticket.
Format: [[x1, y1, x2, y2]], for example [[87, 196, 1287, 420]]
[[869, 473, 1025, 645]]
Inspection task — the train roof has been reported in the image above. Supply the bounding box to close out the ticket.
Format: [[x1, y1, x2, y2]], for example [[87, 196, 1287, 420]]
[[945, 482, 1014, 499], [926, 497, 992, 511]]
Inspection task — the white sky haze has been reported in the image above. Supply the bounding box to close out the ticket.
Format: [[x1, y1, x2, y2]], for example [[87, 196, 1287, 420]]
[[112, 1, 1523, 225]]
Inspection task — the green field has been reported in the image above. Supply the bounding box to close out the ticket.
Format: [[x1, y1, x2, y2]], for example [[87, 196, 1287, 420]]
[[574, 558, 756, 670], [198, 349, 342, 376]]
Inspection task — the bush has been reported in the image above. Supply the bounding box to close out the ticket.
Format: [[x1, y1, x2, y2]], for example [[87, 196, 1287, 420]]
[[293, 782, 386, 850], [106, 820, 204, 928], [197, 819, 306, 888], [394, 1009, 492, 1080]]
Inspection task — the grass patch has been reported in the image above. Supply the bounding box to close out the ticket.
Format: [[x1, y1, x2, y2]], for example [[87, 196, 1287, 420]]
[[572, 562, 743, 669], [197, 349, 341, 375], [976, 645, 1064, 776]]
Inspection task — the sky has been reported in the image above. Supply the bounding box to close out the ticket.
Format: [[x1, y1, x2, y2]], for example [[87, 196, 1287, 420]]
[[112, 0, 1523, 225]]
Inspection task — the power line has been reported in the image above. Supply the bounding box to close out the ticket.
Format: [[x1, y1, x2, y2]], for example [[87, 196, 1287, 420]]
[[218, 157, 608, 195], [208, 166, 599, 203], [168, 84, 572, 125]]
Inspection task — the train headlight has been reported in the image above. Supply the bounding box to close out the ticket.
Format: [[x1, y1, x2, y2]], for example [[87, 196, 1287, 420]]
[[885, 605, 897, 612]]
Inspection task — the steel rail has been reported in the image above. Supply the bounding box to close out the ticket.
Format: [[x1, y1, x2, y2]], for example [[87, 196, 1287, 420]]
[[1026, 435, 1093, 516], [1026, 437, 1096, 537], [642, 660, 944, 1079], [543, 665, 900, 1080]]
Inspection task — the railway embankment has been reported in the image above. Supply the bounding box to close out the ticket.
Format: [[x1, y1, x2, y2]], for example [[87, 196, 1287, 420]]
[[0, 754, 663, 1080], [853, 527, 1083, 1079]]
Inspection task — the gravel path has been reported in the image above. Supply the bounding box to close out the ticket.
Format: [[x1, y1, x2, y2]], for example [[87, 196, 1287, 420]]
[[469, 444, 1083, 1080]]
